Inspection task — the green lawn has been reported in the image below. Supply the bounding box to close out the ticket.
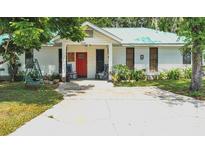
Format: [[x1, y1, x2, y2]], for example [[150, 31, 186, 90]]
[[115, 79, 205, 100], [0, 82, 63, 135]]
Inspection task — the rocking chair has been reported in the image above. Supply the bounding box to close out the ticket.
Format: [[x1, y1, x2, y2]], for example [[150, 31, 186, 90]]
[[95, 64, 109, 80], [66, 64, 77, 81]]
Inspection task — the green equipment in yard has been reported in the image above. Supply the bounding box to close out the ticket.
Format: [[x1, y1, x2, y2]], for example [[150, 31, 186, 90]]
[[24, 58, 44, 87]]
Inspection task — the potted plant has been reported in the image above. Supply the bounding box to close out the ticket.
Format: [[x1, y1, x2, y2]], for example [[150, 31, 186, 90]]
[[28, 70, 40, 82]]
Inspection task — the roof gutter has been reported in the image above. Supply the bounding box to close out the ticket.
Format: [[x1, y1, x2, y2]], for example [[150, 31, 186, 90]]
[[122, 43, 185, 47]]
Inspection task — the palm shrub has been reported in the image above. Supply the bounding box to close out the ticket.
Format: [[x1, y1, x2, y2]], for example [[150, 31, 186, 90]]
[[130, 70, 146, 81], [183, 67, 192, 79], [112, 73, 121, 83], [167, 68, 183, 80], [158, 71, 168, 80], [113, 65, 130, 81], [51, 73, 61, 81]]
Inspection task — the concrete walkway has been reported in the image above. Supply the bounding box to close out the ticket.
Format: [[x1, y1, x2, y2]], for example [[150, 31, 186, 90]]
[[11, 80, 205, 136]]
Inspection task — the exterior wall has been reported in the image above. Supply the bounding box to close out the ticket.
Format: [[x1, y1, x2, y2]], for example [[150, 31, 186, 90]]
[[112, 46, 191, 74], [34, 46, 60, 75], [62, 29, 119, 46], [158, 46, 190, 72], [0, 53, 25, 77], [0, 45, 192, 79], [113, 46, 126, 66], [67, 45, 108, 78], [0, 46, 59, 78], [134, 47, 149, 71], [0, 56, 9, 76]]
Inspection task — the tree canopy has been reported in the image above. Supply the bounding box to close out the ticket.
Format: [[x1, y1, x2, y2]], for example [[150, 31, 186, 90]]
[[177, 17, 205, 91], [0, 17, 86, 51], [0, 17, 86, 81]]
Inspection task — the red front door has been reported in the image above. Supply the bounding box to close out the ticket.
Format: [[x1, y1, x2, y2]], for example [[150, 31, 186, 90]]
[[76, 52, 87, 78]]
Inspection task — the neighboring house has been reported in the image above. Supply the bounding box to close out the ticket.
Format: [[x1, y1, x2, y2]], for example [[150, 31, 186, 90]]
[[0, 21, 195, 81]]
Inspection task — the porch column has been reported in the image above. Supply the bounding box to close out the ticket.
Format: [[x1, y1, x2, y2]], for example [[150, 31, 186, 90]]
[[62, 41, 67, 82], [108, 43, 113, 80]]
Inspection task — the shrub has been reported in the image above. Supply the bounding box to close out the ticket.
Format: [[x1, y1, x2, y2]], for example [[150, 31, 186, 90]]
[[112, 65, 146, 83], [43, 74, 51, 80], [113, 65, 130, 81], [158, 71, 168, 80], [183, 67, 192, 79], [15, 71, 25, 81], [112, 73, 120, 84], [167, 68, 182, 80], [130, 70, 146, 81], [189, 91, 202, 98], [51, 73, 61, 81]]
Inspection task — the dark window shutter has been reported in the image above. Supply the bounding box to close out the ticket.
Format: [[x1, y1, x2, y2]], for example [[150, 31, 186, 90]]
[[58, 49, 62, 74]]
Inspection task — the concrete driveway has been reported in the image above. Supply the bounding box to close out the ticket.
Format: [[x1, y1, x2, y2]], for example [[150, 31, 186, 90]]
[[11, 80, 205, 136]]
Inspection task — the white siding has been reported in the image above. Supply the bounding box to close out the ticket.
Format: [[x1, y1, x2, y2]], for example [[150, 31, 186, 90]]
[[34, 46, 59, 75], [0, 45, 192, 79], [158, 46, 190, 72], [0, 56, 9, 76], [0, 53, 25, 76], [135, 47, 149, 71], [0, 47, 59, 77], [113, 46, 126, 66], [67, 45, 108, 78], [112, 46, 191, 73], [63, 28, 119, 45]]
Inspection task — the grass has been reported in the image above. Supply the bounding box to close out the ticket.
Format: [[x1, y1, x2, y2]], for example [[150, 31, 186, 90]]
[[115, 79, 205, 100], [0, 82, 63, 135]]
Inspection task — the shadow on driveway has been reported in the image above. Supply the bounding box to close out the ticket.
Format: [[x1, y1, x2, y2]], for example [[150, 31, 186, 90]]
[[144, 87, 204, 108], [57, 81, 95, 98]]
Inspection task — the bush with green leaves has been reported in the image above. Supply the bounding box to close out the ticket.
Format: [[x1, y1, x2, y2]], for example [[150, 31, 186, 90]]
[[51, 73, 61, 81], [158, 71, 168, 80], [113, 65, 130, 81], [112, 65, 146, 82], [15, 71, 25, 81], [183, 67, 192, 79], [167, 68, 183, 80], [130, 70, 146, 81]]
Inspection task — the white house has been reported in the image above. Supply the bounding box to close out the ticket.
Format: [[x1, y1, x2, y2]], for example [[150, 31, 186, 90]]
[[0, 21, 201, 81]]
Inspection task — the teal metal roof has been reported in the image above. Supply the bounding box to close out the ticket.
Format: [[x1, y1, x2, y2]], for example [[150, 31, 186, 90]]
[[103, 27, 185, 44], [0, 27, 185, 46], [0, 34, 55, 46]]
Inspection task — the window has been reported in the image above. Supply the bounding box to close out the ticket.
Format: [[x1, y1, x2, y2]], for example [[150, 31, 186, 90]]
[[85, 30, 93, 38], [67, 52, 75, 62], [25, 51, 34, 68], [183, 52, 191, 64]]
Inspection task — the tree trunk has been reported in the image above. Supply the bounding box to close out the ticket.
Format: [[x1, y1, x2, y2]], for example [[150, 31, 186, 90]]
[[190, 49, 203, 91], [9, 57, 18, 82]]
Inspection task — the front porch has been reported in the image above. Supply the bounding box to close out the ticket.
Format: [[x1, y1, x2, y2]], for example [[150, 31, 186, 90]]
[[61, 42, 113, 81]]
